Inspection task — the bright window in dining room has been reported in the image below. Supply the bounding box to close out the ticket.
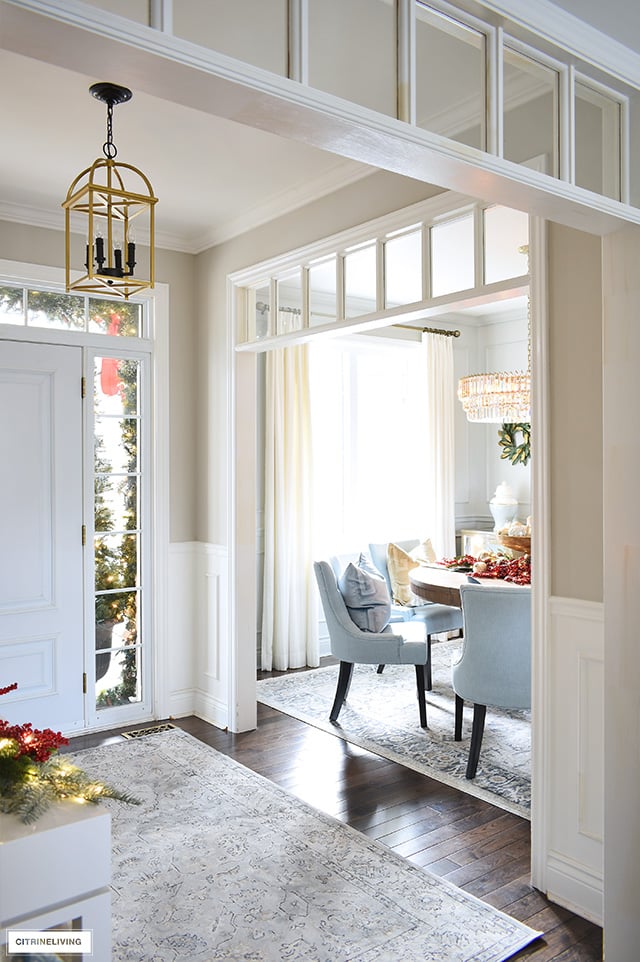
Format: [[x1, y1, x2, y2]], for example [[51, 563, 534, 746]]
[[309, 335, 432, 556]]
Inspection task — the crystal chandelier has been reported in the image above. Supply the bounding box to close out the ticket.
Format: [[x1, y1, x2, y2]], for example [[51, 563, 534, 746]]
[[457, 245, 531, 423], [457, 370, 530, 423], [62, 82, 157, 300]]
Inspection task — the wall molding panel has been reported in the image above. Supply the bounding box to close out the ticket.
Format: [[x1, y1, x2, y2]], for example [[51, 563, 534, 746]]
[[544, 595, 604, 924], [167, 541, 229, 728]]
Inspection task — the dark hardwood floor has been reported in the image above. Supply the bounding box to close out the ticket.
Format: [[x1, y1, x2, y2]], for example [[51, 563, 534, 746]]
[[67, 693, 603, 961]]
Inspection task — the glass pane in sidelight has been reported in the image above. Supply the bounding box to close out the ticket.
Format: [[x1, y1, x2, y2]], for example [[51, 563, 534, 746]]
[[26, 289, 85, 331], [89, 298, 142, 337], [575, 81, 621, 200], [309, 257, 337, 327], [95, 417, 138, 475], [503, 47, 558, 176], [385, 229, 422, 307], [94, 534, 139, 590], [95, 473, 138, 534], [95, 641, 141, 708], [94, 357, 140, 417], [430, 214, 474, 296], [309, 0, 397, 117], [0, 285, 24, 325], [344, 244, 377, 318], [484, 206, 529, 284], [415, 3, 485, 150]]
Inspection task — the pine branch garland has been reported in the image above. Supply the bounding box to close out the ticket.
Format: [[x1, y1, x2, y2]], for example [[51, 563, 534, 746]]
[[0, 754, 140, 823], [1, 684, 140, 823]]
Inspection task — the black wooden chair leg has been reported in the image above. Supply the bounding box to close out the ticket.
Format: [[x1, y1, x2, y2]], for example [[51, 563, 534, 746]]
[[330, 661, 354, 723], [376, 665, 385, 674], [466, 703, 487, 779], [426, 636, 432, 690], [454, 694, 464, 741], [415, 664, 428, 728]]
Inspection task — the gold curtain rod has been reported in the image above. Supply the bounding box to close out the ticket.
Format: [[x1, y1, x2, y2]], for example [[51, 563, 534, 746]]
[[422, 326, 460, 337], [393, 324, 460, 337]]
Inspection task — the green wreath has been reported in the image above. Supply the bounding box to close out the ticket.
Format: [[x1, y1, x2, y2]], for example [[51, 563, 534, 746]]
[[498, 422, 531, 466]]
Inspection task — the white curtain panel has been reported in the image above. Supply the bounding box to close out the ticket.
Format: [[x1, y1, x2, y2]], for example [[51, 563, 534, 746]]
[[421, 331, 456, 559], [261, 336, 319, 671]]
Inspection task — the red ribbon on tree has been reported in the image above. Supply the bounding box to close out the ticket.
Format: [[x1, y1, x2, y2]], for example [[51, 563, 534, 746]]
[[100, 312, 122, 395]]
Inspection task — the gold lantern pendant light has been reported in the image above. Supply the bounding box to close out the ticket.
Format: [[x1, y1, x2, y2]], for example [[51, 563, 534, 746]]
[[457, 245, 531, 423], [63, 82, 158, 300]]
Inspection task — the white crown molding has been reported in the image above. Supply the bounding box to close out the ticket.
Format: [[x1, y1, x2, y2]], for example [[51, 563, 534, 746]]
[[0, 158, 373, 255], [0, 200, 190, 253], [476, 0, 640, 89], [189, 160, 374, 253]]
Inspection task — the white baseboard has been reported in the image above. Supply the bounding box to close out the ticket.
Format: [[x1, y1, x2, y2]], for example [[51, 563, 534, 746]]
[[167, 688, 196, 719], [194, 689, 229, 730], [546, 851, 604, 925]]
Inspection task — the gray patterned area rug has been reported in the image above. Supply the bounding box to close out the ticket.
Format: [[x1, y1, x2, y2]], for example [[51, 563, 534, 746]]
[[257, 639, 531, 818], [73, 729, 540, 962]]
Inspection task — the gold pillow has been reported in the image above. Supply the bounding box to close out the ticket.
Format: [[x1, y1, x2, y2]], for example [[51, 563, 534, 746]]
[[387, 539, 436, 606], [387, 543, 418, 606]]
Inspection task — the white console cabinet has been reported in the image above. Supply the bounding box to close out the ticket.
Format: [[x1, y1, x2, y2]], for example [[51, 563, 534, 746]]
[[0, 803, 111, 961]]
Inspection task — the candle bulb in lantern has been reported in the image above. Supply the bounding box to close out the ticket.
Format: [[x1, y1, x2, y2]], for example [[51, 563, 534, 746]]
[[95, 234, 105, 269]]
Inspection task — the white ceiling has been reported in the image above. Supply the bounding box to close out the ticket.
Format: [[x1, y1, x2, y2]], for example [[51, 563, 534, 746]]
[[0, 48, 374, 254], [0, 2, 638, 259]]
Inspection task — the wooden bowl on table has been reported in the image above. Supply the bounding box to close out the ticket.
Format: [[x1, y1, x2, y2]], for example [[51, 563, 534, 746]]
[[497, 533, 531, 555]]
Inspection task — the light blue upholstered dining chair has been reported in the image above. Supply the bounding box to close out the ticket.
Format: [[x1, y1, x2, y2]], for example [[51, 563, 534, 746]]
[[314, 560, 431, 728], [453, 582, 532, 779], [368, 540, 463, 690]]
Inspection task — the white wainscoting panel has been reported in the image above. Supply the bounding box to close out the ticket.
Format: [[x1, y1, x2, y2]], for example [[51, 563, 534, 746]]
[[167, 542, 229, 729], [167, 543, 198, 718], [194, 543, 229, 729], [545, 596, 604, 924]]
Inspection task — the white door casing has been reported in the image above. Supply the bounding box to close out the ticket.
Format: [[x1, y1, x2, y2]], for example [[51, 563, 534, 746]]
[[0, 340, 84, 732]]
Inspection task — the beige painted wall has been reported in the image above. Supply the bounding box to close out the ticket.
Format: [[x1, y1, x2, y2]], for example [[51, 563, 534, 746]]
[[547, 224, 603, 603], [602, 222, 640, 958], [0, 220, 198, 542], [194, 169, 444, 545]]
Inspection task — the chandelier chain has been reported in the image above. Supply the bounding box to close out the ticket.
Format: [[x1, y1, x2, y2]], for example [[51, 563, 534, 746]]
[[103, 102, 118, 160]]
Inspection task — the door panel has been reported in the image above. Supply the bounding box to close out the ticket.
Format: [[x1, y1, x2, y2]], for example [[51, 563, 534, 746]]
[[0, 342, 84, 731]]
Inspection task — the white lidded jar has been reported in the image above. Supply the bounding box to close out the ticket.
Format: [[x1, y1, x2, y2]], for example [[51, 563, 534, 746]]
[[489, 482, 518, 531]]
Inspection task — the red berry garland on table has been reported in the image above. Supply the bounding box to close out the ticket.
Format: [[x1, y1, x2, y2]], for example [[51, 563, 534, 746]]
[[0, 683, 139, 823], [441, 553, 531, 585]]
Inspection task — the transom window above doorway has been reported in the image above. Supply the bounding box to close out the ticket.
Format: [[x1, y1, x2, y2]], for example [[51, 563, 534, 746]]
[[0, 285, 144, 338], [240, 196, 529, 346]]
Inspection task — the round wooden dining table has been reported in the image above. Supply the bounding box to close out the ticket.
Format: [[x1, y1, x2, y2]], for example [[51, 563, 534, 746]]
[[409, 565, 523, 606]]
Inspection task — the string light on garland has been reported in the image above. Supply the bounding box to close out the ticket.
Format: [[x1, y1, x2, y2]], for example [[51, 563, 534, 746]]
[[62, 82, 158, 300], [0, 682, 139, 823]]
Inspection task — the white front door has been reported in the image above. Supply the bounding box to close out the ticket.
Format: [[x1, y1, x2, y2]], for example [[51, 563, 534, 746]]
[[0, 341, 85, 732]]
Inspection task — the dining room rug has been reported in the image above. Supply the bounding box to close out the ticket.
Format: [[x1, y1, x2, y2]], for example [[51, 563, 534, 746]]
[[71, 728, 540, 961], [257, 638, 531, 818]]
